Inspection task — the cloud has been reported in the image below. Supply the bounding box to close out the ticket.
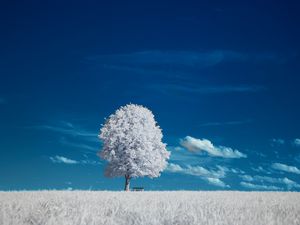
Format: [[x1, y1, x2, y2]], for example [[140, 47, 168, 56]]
[[271, 163, 300, 175], [167, 146, 221, 166], [183, 165, 226, 178], [49, 155, 101, 165], [240, 175, 254, 182], [29, 122, 100, 153], [166, 163, 226, 179], [240, 175, 300, 189], [166, 163, 183, 173], [85, 50, 244, 71], [31, 121, 98, 142], [166, 163, 229, 188], [85, 50, 269, 96], [50, 156, 79, 164], [85, 50, 281, 76], [180, 136, 247, 159], [59, 137, 98, 152], [206, 177, 229, 188], [270, 138, 300, 147], [148, 84, 265, 95], [215, 165, 245, 175], [251, 166, 271, 174], [166, 163, 226, 178], [293, 139, 300, 147], [80, 159, 101, 165], [167, 146, 199, 163], [270, 138, 285, 146], [240, 182, 282, 191], [281, 178, 300, 189], [198, 119, 252, 127]]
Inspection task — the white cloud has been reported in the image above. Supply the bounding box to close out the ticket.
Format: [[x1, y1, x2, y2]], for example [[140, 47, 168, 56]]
[[166, 163, 229, 188], [80, 159, 101, 165], [271, 138, 285, 146], [198, 119, 252, 127], [50, 156, 79, 164], [87, 50, 280, 76], [49, 155, 101, 165], [293, 139, 300, 147], [251, 166, 271, 174], [230, 168, 245, 174], [167, 163, 226, 178], [255, 176, 281, 184], [29, 122, 99, 153], [31, 121, 98, 142], [240, 182, 282, 191], [150, 84, 265, 95], [240, 175, 254, 182], [180, 136, 247, 158], [59, 137, 97, 152], [240, 174, 300, 189], [282, 178, 300, 189], [185, 165, 226, 178], [206, 177, 229, 188], [271, 163, 300, 175], [167, 146, 185, 152], [216, 165, 245, 174], [166, 163, 183, 173]]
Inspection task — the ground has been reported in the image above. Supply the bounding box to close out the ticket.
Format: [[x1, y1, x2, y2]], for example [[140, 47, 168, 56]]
[[1, 191, 300, 225]]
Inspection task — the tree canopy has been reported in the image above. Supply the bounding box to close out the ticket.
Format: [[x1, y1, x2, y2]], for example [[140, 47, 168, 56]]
[[98, 104, 170, 187]]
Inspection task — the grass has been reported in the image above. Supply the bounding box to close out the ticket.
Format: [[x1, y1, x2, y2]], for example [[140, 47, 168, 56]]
[[1, 191, 300, 225]]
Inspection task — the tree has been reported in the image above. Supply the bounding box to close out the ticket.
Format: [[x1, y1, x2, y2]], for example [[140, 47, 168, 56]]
[[98, 104, 170, 191]]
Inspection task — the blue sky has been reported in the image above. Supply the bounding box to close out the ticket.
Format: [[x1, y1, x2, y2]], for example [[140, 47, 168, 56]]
[[1, 0, 300, 191]]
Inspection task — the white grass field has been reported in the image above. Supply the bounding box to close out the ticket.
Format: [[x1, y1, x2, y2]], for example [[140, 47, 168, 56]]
[[1, 191, 300, 225]]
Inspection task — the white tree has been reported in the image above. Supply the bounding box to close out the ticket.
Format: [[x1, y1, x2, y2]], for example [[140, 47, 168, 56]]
[[98, 104, 170, 191]]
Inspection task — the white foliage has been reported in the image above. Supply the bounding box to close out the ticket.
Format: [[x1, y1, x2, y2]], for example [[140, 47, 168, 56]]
[[98, 104, 170, 178], [1, 191, 300, 225]]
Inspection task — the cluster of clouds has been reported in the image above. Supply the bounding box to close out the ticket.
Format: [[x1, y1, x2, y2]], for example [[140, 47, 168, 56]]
[[86, 50, 281, 76], [30, 121, 100, 153], [33, 121, 98, 144], [271, 163, 300, 175], [198, 119, 252, 127], [166, 161, 300, 190], [167, 163, 229, 188], [180, 136, 247, 159], [84, 50, 278, 97], [166, 135, 300, 190], [31, 121, 102, 167], [240, 174, 300, 190], [240, 182, 281, 191], [50, 155, 101, 166], [149, 84, 265, 95], [34, 119, 300, 191], [271, 138, 300, 147], [294, 139, 300, 147]]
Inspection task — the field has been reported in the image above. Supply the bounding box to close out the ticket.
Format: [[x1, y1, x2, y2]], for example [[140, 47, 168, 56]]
[[1, 191, 300, 225]]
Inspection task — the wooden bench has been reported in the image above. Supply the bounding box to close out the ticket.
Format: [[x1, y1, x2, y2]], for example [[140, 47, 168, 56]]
[[132, 187, 144, 191]]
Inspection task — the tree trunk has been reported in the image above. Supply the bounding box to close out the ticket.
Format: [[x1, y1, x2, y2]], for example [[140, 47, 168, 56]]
[[124, 175, 130, 191]]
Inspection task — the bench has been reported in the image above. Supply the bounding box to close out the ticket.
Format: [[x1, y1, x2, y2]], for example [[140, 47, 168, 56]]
[[132, 187, 144, 191]]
